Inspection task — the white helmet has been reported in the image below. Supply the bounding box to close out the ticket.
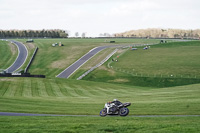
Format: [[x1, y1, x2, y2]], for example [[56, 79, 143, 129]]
[[113, 99, 118, 101]]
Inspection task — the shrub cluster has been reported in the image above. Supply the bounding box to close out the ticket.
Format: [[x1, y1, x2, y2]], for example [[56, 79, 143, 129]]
[[0, 29, 68, 38]]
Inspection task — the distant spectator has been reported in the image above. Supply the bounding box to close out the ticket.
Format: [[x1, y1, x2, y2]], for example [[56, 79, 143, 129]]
[[143, 46, 148, 50]]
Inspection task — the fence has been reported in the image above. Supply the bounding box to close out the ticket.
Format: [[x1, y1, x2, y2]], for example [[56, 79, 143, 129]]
[[24, 47, 38, 73], [108, 44, 200, 79], [77, 49, 118, 80], [109, 66, 200, 79]]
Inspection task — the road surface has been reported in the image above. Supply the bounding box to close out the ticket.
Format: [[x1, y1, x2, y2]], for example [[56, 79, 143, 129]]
[[5, 40, 28, 73], [57, 45, 119, 78]]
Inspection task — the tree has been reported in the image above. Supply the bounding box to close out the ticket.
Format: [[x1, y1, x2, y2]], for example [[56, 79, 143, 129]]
[[75, 32, 79, 37], [82, 32, 86, 38]]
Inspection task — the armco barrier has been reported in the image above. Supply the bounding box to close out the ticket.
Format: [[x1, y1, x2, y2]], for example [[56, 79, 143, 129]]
[[25, 47, 38, 73], [77, 49, 118, 80], [0, 73, 45, 78]]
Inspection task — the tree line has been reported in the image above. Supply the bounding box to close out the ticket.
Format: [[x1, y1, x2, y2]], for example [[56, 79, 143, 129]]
[[114, 28, 200, 39], [0, 29, 68, 38]]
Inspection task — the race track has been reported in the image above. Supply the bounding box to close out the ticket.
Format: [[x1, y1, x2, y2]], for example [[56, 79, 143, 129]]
[[56, 45, 119, 78], [5, 40, 28, 73]]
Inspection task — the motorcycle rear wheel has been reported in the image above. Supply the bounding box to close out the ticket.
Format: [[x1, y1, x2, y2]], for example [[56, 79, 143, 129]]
[[99, 108, 107, 117], [119, 107, 129, 116]]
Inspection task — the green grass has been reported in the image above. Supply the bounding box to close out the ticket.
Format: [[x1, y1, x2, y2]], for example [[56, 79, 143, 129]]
[[15, 38, 160, 78], [0, 39, 200, 132], [0, 116, 200, 133], [0, 77, 200, 115], [83, 41, 200, 87], [111, 41, 200, 77], [0, 40, 18, 70]]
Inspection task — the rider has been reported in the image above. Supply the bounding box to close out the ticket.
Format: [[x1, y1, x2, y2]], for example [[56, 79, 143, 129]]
[[106, 99, 122, 114]]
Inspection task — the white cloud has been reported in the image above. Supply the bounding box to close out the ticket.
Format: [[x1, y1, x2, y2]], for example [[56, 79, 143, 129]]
[[0, 0, 200, 36]]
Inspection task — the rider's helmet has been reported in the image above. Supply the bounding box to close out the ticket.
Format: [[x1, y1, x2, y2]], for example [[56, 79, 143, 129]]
[[113, 99, 118, 101]]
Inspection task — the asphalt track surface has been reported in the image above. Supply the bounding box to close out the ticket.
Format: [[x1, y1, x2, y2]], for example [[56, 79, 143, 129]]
[[5, 40, 28, 73], [57, 45, 119, 78], [0, 112, 200, 117]]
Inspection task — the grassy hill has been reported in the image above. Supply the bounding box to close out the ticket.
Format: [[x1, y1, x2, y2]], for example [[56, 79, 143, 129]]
[[0, 40, 18, 70], [83, 41, 200, 87], [1, 38, 200, 132], [0, 77, 199, 115], [0, 77, 200, 132], [15, 38, 160, 77]]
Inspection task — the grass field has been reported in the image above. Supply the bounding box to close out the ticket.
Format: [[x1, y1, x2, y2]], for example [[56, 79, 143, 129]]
[[1, 116, 200, 133], [84, 41, 200, 87], [0, 40, 18, 70], [1, 38, 200, 132], [0, 77, 200, 132], [111, 41, 200, 77], [15, 38, 160, 78], [0, 77, 200, 115]]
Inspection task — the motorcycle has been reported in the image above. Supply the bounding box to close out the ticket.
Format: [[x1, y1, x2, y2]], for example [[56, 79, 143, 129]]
[[99, 102, 131, 117]]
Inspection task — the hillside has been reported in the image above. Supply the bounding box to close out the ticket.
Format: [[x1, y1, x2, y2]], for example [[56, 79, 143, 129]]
[[83, 41, 200, 87], [0, 40, 18, 70], [1, 77, 200, 115], [1, 38, 200, 132], [114, 28, 200, 39]]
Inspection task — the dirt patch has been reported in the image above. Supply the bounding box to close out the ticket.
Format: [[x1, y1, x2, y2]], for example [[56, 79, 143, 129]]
[[108, 78, 130, 83], [8, 43, 17, 55], [25, 43, 35, 50]]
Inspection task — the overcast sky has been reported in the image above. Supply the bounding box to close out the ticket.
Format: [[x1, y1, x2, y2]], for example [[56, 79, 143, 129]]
[[0, 0, 200, 37]]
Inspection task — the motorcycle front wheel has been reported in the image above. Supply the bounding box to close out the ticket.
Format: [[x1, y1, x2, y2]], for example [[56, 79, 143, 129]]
[[99, 108, 107, 117], [119, 107, 129, 116]]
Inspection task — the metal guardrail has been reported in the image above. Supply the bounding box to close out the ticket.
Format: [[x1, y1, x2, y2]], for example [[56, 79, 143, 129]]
[[24, 47, 38, 73], [77, 49, 118, 80]]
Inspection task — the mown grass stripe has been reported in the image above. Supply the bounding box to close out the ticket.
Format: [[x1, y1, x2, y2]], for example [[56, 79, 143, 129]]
[[74, 85, 95, 97], [23, 78, 32, 97], [0, 81, 6, 96], [0, 80, 11, 96], [85, 86, 106, 96], [95, 87, 116, 96], [31, 78, 39, 97], [9, 81, 19, 97], [63, 85, 80, 97], [54, 80, 72, 97], [71, 85, 89, 97], [14, 78, 24, 97], [50, 80, 65, 97], [3, 80, 16, 97], [44, 79, 56, 97], [37, 79, 48, 97]]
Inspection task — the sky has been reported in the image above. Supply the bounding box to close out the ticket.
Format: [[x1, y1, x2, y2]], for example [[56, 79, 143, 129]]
[[0, 0, 200, 37]]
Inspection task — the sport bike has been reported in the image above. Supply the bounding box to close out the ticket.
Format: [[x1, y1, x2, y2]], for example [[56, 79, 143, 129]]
[[99, 102, 131, 117]]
